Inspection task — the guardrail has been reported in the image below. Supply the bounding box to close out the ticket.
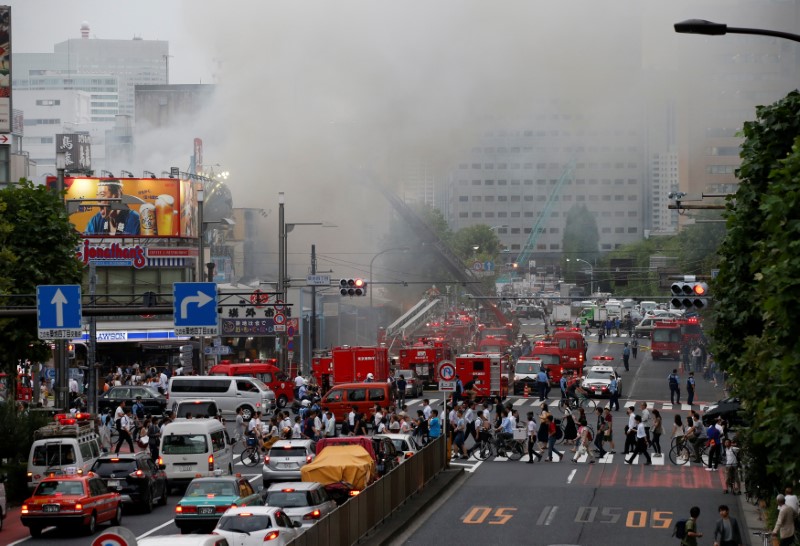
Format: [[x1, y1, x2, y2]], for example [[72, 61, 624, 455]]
[[288, 434, 448, 546]]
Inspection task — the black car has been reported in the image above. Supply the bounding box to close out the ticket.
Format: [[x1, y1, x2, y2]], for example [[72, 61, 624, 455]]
[[90, 452, 168, 512], [98, 385, 167, 417], [702, 397, 746, 428]]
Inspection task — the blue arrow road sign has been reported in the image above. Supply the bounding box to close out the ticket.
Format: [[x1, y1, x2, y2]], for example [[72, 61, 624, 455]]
[[173, 282, 219, 335], [37, 284, 83, 340]]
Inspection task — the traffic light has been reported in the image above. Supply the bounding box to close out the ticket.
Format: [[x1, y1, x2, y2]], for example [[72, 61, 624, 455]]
[[67, 344, 76, 359], [339, 278, 367, 296], [670, 281, 709, 309]]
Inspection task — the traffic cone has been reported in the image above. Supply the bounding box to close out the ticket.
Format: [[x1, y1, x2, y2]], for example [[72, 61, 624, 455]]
[[523, 384, 530, 398]]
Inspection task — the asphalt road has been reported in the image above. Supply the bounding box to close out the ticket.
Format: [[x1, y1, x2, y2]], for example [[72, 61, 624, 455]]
[[398, 323, 739, 546]]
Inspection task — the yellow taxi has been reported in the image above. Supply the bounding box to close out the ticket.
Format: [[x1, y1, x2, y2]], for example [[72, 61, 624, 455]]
[[20, 471, 122, 537]]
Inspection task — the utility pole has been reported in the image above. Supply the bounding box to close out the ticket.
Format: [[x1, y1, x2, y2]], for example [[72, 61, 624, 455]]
[[88, 263, 97, 415], [310, 244, 317, 362], [277, 193, 286, 371], [55, 152, 68, 411]]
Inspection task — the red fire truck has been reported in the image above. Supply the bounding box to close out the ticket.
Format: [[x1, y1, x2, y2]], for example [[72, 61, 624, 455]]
[[311, 346, 391, 390], [455, 353, 510, 402], [651, 320, 682, 360], [528, 340, 576, 385], [398, 338, 454, 388], [552, 327, 588, 370]]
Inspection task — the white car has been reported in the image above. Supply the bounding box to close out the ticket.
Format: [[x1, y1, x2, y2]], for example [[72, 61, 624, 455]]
[[214, 506, 302, 546], [374, 433, 422, 460], [262, 482, 337, 527], [139, 535, 230, 546], [581, 365, 622, 398]]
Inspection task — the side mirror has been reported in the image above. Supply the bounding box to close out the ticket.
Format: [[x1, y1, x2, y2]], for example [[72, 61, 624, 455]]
[[294, 521, 303, 528]]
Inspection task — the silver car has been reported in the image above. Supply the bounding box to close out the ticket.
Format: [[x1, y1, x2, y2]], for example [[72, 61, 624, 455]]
[[397, 370, 423, 398], [262, 481, 337, 528], [262, 439, 316, 485]]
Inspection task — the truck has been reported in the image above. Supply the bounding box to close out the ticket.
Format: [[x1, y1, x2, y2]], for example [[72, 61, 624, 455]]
[[651, 320, 682, 360], [311, 346, 391, 387], [455, 353, 510, 401], [397, 338, 454, 388], [578, 305, 608, 328], [551, 304, 572, 326]]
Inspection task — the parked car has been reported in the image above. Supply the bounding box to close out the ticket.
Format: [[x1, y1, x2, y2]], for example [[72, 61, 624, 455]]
[[90, 452, 168, 512], [262, 439, 316, 485], [396, 370, 423, 399], [213, 506, 302, 545], [374, 433, 421, 460], [20, 473, 122, 537], [174, 474, 262, 534], [262, 481, 337, 528], [98, 385, 167, 417]]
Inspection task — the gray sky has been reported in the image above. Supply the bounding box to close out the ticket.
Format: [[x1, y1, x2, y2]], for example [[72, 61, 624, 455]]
[[5, 0, 212, 83]]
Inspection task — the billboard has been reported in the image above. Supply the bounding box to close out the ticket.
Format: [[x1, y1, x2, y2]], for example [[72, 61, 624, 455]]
[[56, 133, 92, 171], [64, 177, 198, 238], [0, 6, 10, 134]]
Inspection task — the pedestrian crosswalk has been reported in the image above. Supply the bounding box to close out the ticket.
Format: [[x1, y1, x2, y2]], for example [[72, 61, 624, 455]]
[[402, 396, 713, 414]]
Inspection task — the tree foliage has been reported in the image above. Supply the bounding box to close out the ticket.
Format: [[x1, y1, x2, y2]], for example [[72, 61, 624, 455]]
[[0, 180, 82, 370], [450, 224, 502, 263], [713, 90, 800, 497]]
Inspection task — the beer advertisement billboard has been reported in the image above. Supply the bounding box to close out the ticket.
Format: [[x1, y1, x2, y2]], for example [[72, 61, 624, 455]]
[[64, 177, 198, 238]]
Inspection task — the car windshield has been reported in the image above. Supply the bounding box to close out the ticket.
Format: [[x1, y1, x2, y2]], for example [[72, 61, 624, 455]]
[[217, 514, 272, 533], [390, 439, 408, 452], [92, 459, 137, 475], [186, 480, 237, 497], [515, 362, 540, 374], [266, 490, 313, 508], [585, 370, 612, 381], [177, 402, 217, 418], [532, 354, 560, 366], [34, 480, 84, 496], [161, 434, 208, 455], [653, 329, 681, 343]]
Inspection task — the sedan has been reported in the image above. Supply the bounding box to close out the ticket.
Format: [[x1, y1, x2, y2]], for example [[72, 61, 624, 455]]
[[90, 452, 168, 512], [21, 474, 122, 537], [374, 433, 421, 460], [98, 385, 167, 417], [174, 475, 262, 534], [214, 506, 302, 545], [262, 481, 337, 527], [397, 370, 423, 398]]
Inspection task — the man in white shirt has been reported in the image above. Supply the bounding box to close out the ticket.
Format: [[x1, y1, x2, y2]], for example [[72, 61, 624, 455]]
[[324, 411, 336, 438], [784, 486, 799, 515], [422, 400, 432, 421], [294, 373, 305, 399], [373, 406, 383, 433], [639, 402, 651, 442], [158, 370, 168, 394]]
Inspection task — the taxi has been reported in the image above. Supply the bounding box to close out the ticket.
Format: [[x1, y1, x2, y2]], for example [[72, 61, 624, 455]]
[[20, 472, 122, 537], [174, 473, 263, 534]]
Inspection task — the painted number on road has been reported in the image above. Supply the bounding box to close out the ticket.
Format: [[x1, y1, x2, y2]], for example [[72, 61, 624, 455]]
[[574, 507, 671, 528], [462, 506, 517, 525]]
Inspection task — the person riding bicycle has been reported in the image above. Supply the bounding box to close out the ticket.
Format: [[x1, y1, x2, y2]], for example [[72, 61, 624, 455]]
[[566, 375, 589, 407], [495, 409, 514, 447]]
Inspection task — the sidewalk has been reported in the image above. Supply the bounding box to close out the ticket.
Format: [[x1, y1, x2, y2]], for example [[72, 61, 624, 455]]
[[738, 490, 769, 539]]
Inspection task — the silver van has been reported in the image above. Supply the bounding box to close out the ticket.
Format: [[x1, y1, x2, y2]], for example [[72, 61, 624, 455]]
[[168, 376, 275, 420]]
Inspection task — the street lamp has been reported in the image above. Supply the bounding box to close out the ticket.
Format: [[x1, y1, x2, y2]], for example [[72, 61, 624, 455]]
[[674, 19, 800, 43], [369, 247, 410, 312], [567, 258, 594, 296]]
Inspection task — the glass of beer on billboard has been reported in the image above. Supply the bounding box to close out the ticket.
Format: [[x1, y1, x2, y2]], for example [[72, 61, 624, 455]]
[[155, 194, 174, 236], [139, 203, 157, 235]]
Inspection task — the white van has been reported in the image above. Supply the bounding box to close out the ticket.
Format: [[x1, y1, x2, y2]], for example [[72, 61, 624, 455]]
[[168, 376, 276, 420], [26, 417, 102, 491], [158, 418, 235, 489]]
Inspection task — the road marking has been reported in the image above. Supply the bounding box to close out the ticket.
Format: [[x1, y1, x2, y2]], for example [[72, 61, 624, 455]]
[[138, 518, 175, 539], [513, 398, 527, 406], [536, 505, 559, 525], [681, 403, 692, 411], [567, 469, 577, 483]]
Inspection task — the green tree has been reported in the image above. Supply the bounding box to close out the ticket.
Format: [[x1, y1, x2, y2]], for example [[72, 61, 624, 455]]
[[713, 91, 800, 497], [450, 224, 502, 263], [562, 204, 599, 261], [0, 180, 82, 375]]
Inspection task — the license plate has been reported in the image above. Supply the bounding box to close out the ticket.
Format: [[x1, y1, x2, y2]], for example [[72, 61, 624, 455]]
[[198, 506, 214, 515], [43, 504, 60, 513], [278, 463, 294, 470], [107, 480, 120, 488], [179, 465, 193, 472]]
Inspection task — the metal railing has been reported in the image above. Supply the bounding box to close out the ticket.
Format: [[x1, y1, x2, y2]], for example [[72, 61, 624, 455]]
[[289, 434, 447, 546]]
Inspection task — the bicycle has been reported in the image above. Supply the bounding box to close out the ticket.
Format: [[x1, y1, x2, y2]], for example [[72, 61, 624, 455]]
[[239, 436, 263, 467], [668, 436, 709, 466], [472, 429, 524, 461], [558, 394, 596, 412], [752, 531, 772, 546]]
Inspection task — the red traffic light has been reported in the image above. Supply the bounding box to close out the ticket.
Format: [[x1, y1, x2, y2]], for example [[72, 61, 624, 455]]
[[693, 282, 708, 296]]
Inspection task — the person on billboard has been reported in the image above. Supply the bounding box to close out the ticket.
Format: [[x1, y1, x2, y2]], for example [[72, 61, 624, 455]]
[[84, 179, 140, 236]]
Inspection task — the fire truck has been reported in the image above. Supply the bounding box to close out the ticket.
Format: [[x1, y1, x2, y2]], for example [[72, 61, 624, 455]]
[[455, 353, 510, 401], [651, 320, 682, 360], [0, 372, 33, 403], [552, 327, 588, 370], [311, 346, 391, 391], [529, 341, 568, 385], [398, 338, 454, 388]]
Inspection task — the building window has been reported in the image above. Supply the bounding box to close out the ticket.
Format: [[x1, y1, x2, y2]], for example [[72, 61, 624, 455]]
[[459, 212, 468, 218], [485, 179, 495, 186], [459, 196, 468, 202], [498, 196, 508, 202], [485, 195, 495, 202], [498, 212, 508, 218], [471, 212, 482, 218]]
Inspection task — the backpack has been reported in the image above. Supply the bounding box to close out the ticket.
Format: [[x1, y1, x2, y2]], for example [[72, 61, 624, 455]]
[[673, 518, 688, 539]]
